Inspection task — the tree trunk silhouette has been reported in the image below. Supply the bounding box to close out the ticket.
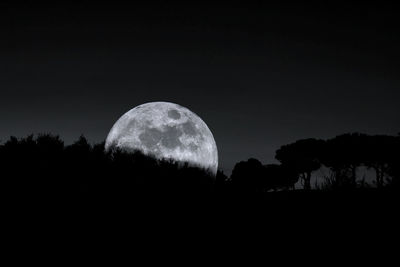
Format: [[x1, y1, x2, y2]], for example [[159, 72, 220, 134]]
[[303, 172, 311, 190], [374, 166, 383, 188], [350, 165, 357, 188]]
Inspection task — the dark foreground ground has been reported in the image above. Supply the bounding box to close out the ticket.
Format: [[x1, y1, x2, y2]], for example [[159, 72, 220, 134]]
[[4, 187, 399, 263]]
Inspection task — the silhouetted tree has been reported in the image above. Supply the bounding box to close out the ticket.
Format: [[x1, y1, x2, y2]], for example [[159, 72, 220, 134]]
[[388, 134, 400, 188], [363, 135, 398, 188], [321, 133, 368, 189], [275, 139, 324, 190], [230, 158, 265, 193]]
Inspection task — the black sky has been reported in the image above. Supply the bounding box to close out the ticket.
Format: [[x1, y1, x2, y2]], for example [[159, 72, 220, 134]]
[[1, 1, 399, 173]]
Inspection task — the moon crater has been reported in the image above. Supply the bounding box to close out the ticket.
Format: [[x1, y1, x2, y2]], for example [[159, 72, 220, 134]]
[[168, 109, 181, 120]]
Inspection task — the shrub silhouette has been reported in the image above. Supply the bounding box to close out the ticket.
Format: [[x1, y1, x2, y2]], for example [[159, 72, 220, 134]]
[[0, 134, 215, 201], [230, 160, 298, 193], [231, 158, 265, 193]]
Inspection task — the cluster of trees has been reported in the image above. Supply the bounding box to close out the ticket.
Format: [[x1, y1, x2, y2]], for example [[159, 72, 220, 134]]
[[0, 133, 399, 200], [229, 133, 400, 192], [0, 134, 215, 200]]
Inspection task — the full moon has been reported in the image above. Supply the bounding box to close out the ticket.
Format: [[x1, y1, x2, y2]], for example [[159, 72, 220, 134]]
[[105, 102, 218, 176]]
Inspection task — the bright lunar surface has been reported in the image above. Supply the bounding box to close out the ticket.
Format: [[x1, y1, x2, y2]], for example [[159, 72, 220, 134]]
[[105, 102, 218, 176]]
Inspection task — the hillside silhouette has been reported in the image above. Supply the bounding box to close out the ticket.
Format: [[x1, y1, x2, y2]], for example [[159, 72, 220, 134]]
[[1, 132, 398, 201], [2, 132, 399, 260]]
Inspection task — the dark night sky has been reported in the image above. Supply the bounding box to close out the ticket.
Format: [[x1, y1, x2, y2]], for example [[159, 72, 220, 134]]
[[1, 1, 399, 173]]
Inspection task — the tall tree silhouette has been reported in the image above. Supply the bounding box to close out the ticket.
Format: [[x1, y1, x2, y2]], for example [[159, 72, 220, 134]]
[[275, 139, 324, 190], [321, 133, 367, 189], [363, 135, 399, 188], [387, 134, 400, 188]]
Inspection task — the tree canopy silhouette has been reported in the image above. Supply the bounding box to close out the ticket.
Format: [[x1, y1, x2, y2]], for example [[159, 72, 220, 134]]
[[275, 138, 324, 190]]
